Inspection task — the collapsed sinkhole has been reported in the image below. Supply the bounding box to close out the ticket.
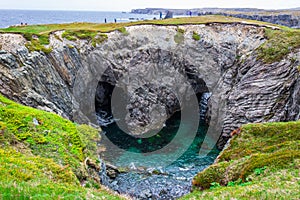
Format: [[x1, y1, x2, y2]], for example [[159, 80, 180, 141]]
[[94, 78, 220, 199], [95, 80, 211, 153], [96, 81, 180, 153], [93, 49, 221, 199]]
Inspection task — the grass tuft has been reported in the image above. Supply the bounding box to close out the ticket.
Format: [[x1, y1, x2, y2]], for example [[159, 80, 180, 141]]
[[92, 34, 108, 47], [1, 15, 298, 58], [117, 27, 129, 36], [25, 40, 52, 54], [192, 31, 201, 41], [62, 30, 108, 47]]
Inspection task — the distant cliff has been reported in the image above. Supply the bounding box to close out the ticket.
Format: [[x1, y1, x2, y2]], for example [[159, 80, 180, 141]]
[[131, 8, 300, 28], [212, 13, 300, 28]]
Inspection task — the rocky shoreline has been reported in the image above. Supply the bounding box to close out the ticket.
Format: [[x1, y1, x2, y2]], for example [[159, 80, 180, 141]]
[[131, 8, 300, 28]]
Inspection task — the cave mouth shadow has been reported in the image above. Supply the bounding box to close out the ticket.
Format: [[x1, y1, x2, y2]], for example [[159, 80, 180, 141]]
[[95, 80, 214, 155], [93, 48, 220, 158]]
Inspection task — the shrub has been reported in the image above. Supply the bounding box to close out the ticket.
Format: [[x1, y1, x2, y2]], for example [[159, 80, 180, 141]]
[[117, 27, 129, 36], [174, 27, 185, 44], [192, 31, 201, 41], [25, 40, 52, 54], [62, 30, 97, 40], [92, 34, 108, 47], [62, 30, 108, 47]]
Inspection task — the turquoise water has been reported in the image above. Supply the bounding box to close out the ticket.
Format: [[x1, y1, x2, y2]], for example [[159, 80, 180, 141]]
[[99, 111, 219, 199]]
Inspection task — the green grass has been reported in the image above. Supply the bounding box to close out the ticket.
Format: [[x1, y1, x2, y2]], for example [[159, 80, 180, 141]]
[[25, 40, 52, 53], [257, 28, 300, 63], [0, 180, 121, 200], [0, 94, 123, 199], [62, 30, 108, 47], [2, 15, 298, 62], [0, 15, 283, 53], [182, 121, 300, 199], [192, 31, 201, 41], [117, 27, 129, 36], [0, 15, 279, 35], [182, 165, 300, 200]]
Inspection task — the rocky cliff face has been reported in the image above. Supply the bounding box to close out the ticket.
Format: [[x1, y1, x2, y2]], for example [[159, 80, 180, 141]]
[[220, 13, 300, 28], [131, 8, 300, 28], [0, 23, 299, 149]]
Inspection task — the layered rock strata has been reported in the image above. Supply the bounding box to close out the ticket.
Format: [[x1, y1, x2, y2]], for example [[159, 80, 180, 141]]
[[0, 23, 299, 148]]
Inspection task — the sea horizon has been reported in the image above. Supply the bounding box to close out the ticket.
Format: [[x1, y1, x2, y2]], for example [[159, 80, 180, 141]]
[[0, 9, 159, 28], [0, 8, 131, 12]]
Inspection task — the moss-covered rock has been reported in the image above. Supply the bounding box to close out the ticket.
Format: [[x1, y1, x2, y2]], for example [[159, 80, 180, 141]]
[[174, 27, 185, 44]]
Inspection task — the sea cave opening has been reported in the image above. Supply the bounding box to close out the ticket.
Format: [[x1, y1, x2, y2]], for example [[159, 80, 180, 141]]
[[94, 76, 220, 199]]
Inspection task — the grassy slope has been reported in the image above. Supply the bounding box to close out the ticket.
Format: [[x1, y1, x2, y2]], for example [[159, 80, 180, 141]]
[[2, 15, 274, 49], [0, 95, 123, 199], [0, 15, 280, 34], [1, 88, 299, 200], [0, 15, 300, 199], [182, 122, 300, 200], [1, 15, 300, 62], [257, 28, 300, 62]]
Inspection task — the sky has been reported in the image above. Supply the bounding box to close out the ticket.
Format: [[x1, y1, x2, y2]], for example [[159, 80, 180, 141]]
[[0, 0, 299, 11]]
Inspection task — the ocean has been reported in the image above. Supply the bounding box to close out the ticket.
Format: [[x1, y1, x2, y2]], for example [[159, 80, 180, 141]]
[[0, 9, 159, 28]]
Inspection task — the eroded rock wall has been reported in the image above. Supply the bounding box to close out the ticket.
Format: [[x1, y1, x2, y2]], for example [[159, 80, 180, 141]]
[[0, 24, 299, 148]]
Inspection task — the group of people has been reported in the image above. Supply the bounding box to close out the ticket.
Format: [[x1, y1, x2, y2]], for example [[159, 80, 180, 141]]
[[103, 11, 193, 24], [104, 18, 117, 23]]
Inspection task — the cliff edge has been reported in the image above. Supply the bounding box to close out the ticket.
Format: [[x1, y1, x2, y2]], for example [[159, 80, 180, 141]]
[[0, 16, 299, 149]]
